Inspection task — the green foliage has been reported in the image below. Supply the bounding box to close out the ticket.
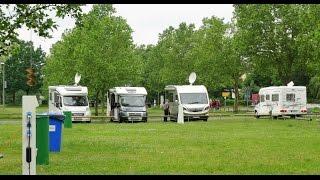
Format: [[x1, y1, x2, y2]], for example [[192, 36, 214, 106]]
[[234, 4, 318, 86], [142, 17, 230, 102], [308, 76, 320, 99], [1, 40, 45, 104], [43, 4, 143, 114], [0, 4, 84, 56], [30, 4, 320, 107]]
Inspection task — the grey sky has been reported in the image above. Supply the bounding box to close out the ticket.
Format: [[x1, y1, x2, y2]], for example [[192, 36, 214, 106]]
[[17, 4, 234, 54]]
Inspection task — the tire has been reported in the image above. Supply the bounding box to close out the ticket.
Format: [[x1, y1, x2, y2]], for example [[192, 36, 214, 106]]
[[172, 116, 178, 122], [144, 119, 147, 123], [255, 111, 260, 119], [203, 117, 208, 122]]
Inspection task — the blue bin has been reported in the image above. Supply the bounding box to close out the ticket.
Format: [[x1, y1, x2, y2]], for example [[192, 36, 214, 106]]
[[49, 114, 64, 152]]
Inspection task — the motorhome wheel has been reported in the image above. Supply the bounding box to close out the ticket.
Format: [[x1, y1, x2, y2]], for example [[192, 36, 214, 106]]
[[255, 111, 260, 119]]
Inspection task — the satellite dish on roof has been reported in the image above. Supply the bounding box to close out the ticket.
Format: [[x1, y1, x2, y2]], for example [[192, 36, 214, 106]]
[[189, 72, 197, 85], [287, 81, 294, 87], [74, 73, 81, 86]]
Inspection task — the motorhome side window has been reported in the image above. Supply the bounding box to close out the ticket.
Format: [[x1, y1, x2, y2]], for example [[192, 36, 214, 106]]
[[286, 94, 295, 102], [266, 94, 270, 101], [260, 95, 265, 102], [167, 93, 174, 102], [272, 94, 279, 102], [63, 96, 88, 106]]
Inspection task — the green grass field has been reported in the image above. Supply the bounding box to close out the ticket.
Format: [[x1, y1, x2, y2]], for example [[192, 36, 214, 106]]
[[1, 107, 320, 174]]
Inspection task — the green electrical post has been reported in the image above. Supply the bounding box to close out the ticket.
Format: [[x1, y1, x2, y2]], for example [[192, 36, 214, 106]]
[[36, 114, 49, 165], [63, 111, 72, 128]]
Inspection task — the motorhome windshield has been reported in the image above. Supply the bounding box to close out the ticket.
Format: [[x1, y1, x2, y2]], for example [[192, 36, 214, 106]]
[[120, 95, 145, 107], [63, 96, 88, 106], [180, 93, 208, 104]]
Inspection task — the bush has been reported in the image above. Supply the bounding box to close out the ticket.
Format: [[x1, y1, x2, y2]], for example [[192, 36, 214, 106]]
[[223, 99, 249, 106], [15, 90, 27, 105], [311, 107, 320, 113]]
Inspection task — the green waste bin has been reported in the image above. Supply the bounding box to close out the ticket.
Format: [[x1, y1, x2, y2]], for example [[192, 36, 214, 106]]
[[36, 114, 49, 165], [63, 111, 72, 128]]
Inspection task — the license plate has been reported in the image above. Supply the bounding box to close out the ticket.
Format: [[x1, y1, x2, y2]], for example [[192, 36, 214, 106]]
[[73, 113, 84, 116], [129, 117, 141, 120]]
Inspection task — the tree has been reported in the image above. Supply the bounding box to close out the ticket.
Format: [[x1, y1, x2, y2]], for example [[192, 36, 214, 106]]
[[308, 76, 320, 101], [43, 4, 143, 115], [143, 17, 229, 105], [193, 16, 229, 91], [221, 33, 249, 112], [4, 40, 45, 104], [233, 4, 315, 86], [0, 4, 84, 56]]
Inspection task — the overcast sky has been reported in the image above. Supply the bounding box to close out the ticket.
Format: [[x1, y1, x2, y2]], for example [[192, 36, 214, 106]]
[[17, 4, 234, 55]]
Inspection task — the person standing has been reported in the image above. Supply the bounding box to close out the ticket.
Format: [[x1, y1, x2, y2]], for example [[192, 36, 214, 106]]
[[163, 99, 170, 122]]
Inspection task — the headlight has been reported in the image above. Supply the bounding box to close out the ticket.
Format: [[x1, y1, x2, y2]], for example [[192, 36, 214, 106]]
[[183, 107, 187, 111], [204, 106, 209, 111], [120, 111, 128, 116]]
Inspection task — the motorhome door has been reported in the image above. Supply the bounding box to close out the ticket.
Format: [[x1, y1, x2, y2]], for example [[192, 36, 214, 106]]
[[109, 93, 118, 120], [166, 91, 178, 117], [258, 94, 271, 115], [53, 91, 62, 111]]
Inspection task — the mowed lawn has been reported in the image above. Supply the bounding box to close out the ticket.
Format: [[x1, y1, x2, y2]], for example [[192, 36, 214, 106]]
[[1, 107, 320, 174]]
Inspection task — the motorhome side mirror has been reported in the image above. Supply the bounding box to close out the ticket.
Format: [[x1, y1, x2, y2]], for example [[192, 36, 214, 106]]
[[55, 102, 59, 108]]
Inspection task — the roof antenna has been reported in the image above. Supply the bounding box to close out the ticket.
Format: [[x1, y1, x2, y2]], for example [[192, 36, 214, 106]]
[[74, 73, 81, 86], [188, 72, 196, 85], [287, 81, 294, 87]]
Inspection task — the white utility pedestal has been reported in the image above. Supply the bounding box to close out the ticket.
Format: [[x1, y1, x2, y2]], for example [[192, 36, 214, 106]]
[[177, 104, 184, 124], [114, 107, 119, 121], [22, 96, 39, 175]]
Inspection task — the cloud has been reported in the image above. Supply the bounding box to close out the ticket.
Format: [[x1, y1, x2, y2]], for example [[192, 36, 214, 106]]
[[16, 4, 234, 54]]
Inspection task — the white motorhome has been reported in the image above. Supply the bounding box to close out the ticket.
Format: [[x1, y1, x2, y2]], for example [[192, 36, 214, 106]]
[[254, 82, 307, 118], [164, 85, 210, 121], [107, 87, 148, 123], [48, 85, 91, 122]]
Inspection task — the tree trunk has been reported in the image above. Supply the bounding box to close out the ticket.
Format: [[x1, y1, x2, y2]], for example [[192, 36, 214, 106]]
[[233, 78, 239, 113], [158, 91, 160, 106], [12, 91, 16, 105], [94, 90, 100, 116]]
